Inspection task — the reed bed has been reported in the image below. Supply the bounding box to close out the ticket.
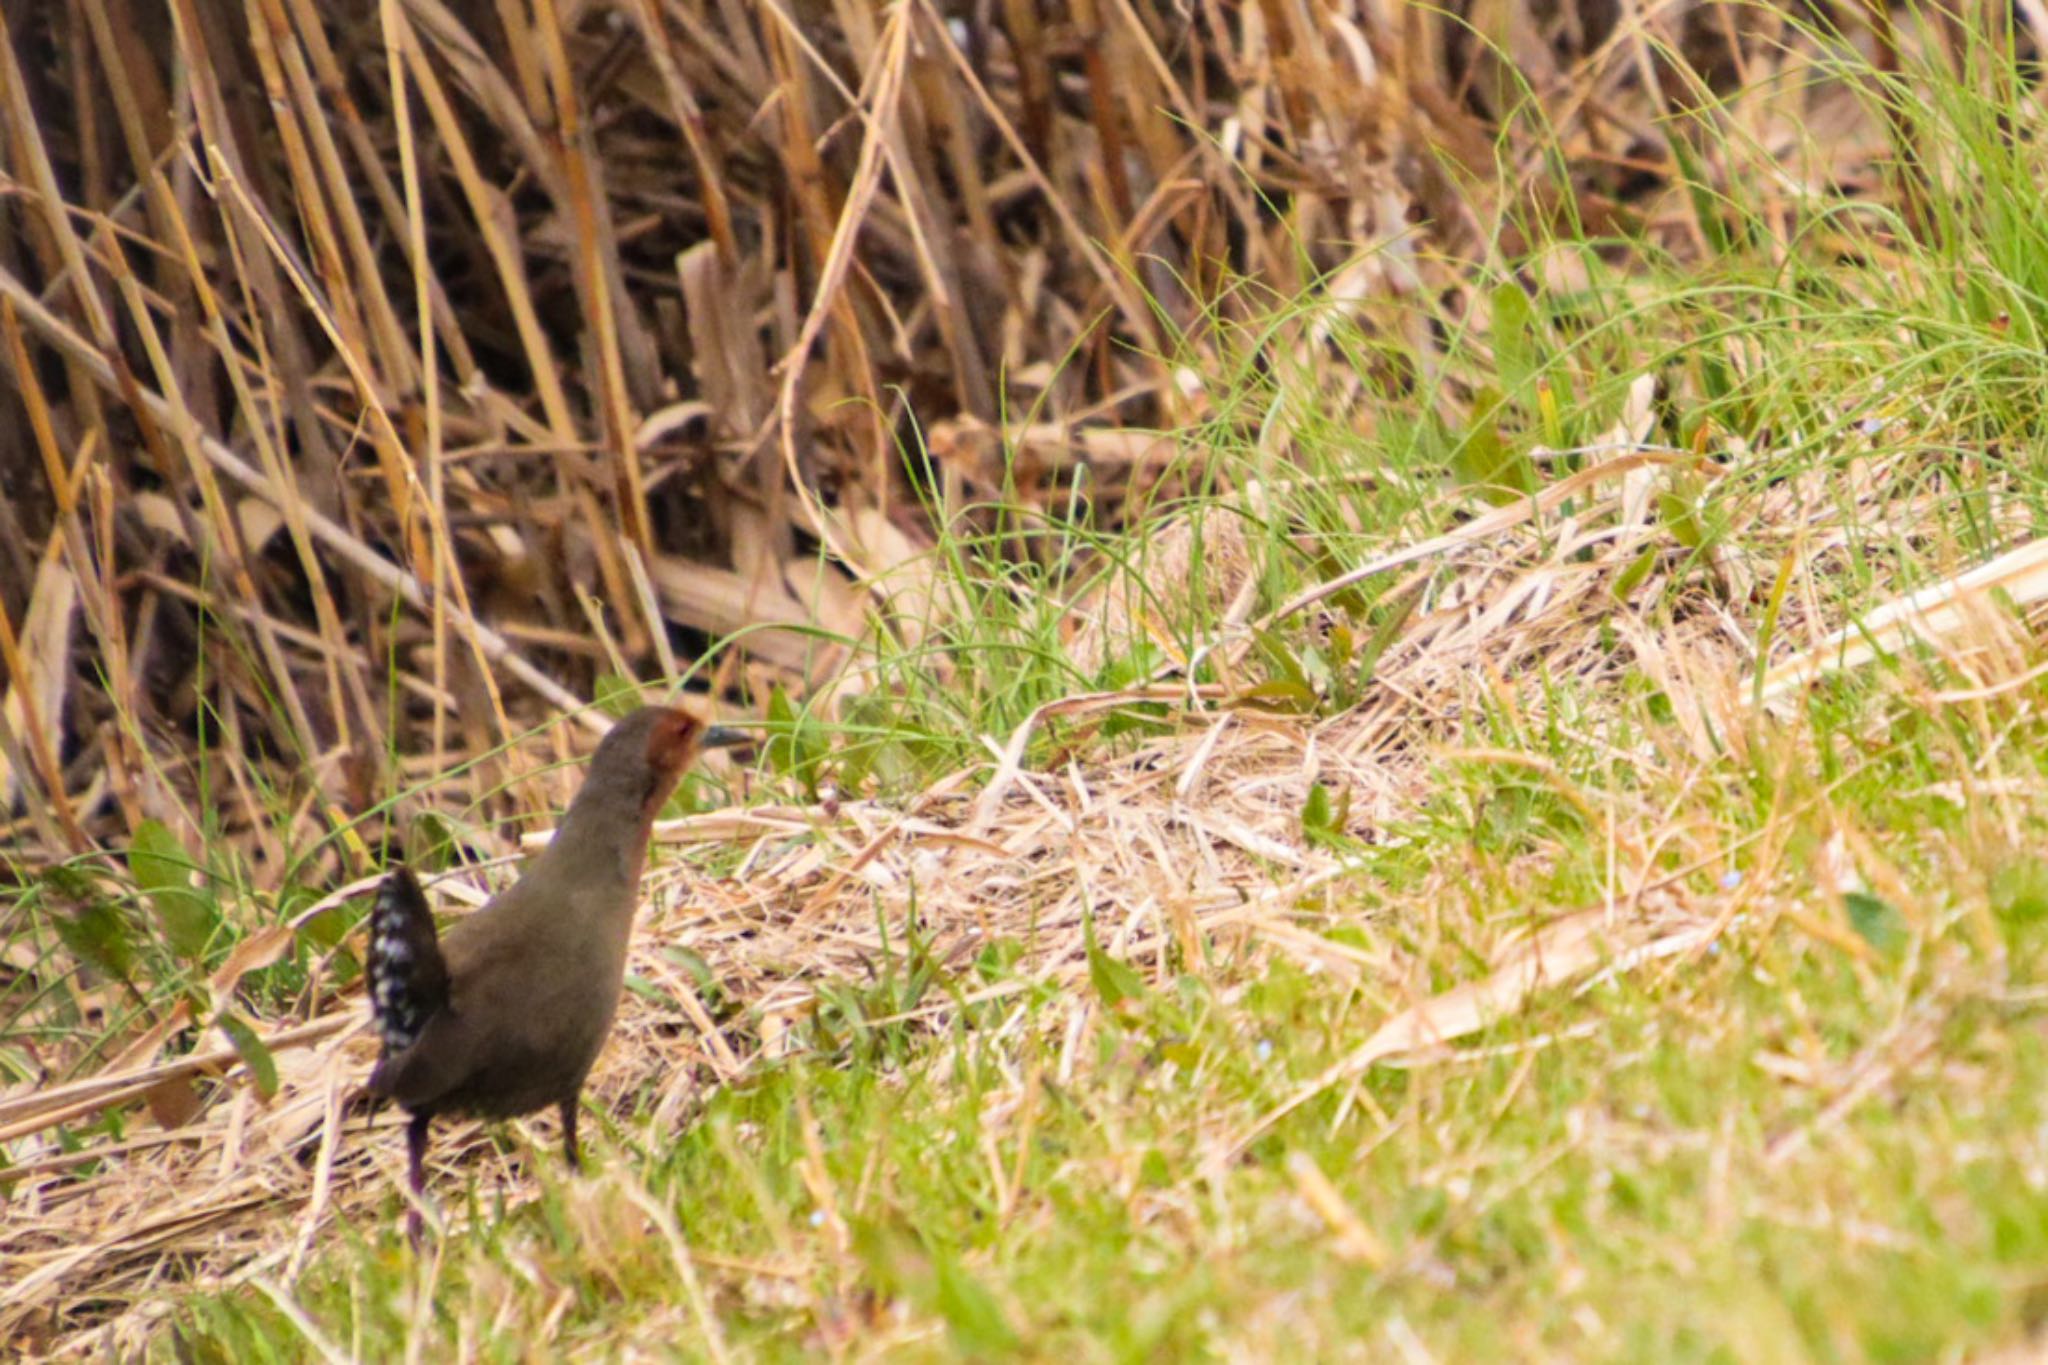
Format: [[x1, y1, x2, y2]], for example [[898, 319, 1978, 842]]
[[0, 0, 2030, 1350]]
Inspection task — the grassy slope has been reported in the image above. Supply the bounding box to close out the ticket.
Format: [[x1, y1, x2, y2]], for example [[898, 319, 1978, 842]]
[[132, 25, 2048, 1365]]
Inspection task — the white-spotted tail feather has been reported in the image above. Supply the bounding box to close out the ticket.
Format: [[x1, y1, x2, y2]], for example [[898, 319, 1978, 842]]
[[367, 867, 449, 1055]]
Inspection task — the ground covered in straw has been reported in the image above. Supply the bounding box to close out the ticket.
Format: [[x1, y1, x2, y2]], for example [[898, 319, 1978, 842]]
[[15, 442, 2048, 1355], [13, 0, 2048, 1358]]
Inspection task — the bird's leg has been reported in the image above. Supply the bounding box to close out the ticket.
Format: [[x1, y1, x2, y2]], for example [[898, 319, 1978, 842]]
[[405, 1112, 432, 1247], [560, 1099, 581, 1173]]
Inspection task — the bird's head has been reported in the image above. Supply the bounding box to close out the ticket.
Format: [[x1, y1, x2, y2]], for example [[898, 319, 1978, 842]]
[[588, 705, 750, 822]]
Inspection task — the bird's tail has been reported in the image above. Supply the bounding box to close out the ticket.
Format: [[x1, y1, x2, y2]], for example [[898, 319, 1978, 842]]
[[365, 867, 451, 1067]]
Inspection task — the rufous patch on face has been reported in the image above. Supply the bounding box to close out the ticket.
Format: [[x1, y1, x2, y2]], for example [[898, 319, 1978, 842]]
[[642, 708, 703, 777]]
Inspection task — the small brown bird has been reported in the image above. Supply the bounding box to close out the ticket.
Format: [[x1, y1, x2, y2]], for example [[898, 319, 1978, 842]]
[[364, 705, 744, 1240]]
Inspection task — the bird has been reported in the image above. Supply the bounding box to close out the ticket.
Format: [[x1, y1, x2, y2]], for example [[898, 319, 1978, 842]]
[[363, 705, 746, 1242]]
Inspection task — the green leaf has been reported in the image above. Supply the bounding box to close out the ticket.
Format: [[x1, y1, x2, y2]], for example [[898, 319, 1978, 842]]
[[409, 810, 466, 871], [129, 820, 216, 962], [1099, 700, 1172, 741], [1083, 912, 1144, 1010], [930, 1245, 1019, 1356], [52, 897, 137, 981], [1491, 282, 1538, 397], [1536, 374, 1567, 448], [1301, 782, 1353, 849], [1992, 858, 2048, 927], [1356, 586, 1422, 692], [1844, 891, 1907, 956], [1239, 679, 1319, 712], [763, 686, 828, 792], [1303, 547, 1371, 617], [1303, 782, 1335, 835], [1250, 629, 1308, 688], [836, 734, 877, 794], [216, 1012, 278, 1098], [1299, 641, 1337, 694], [1611, 545, 1660, 601], [1452, 387, 1539, 505], [975, 936, 1024, 983], [297, 905, 351, 953], [1697, 348, 1734, 404], [592, 672, 643, 717], [663, 945, 722, 1001], [847, 1215, 919, 1299], [41, 863, 98, 900], [623, 973, 670, 1007], [1093, 638, 1164, 691], [1656, 470, 1726, 552], [1668, 132, 1734, 255]]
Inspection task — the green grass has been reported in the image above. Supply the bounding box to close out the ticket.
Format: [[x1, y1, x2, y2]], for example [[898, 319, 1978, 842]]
[[175, 671, 2048, 1361], [39, 13, 2048, 1360]]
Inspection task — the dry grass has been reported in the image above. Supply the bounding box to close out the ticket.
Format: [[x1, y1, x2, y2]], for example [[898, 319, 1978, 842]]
[[0, 0, 1924, 857], [9, 414, 2038, 1350], [5, 0, 2046, 1355]]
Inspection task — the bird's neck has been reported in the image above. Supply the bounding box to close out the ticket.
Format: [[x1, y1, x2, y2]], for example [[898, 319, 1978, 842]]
[[536, 779, 657, 892]]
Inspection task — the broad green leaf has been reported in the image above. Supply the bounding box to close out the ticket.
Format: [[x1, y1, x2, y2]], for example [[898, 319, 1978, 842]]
[[1452, 387, 1539, 505], [836, 735, 877, 793], [1612, 545, 1660, 601], [1656, 470, 1727, 552], [592, 672, 642, 717], [297, 905, 351, 953], [1083, 912, 1144, 1010], [129, 820, 216, 962], [52, 897, 137, 981], [623, 974, 670, 1007], [1100, 700, 1172, 740], [1302, 782, 1336, 836], [663, 945, 722, 1000], [975, 937, 1024, 982], [1845, 891, 1907, 956], [1536, 374, 1565, 448], [216, 1012, 278, 1098], [764, 688, 798, 778], [1238, 679, 1318, 712], [409, 810, 466, 871], [764, 686, 827, 790], [1301, 782, 1353, 848], [1299, 643, 1334, 693], [1250, 628, 1308, 688]]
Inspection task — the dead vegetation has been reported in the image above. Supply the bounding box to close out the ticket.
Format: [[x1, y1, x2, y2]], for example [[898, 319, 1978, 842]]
[[0, 0, 1921, 857], [0, 0, 2030, 1353], [9, 397, 2036, 1351]]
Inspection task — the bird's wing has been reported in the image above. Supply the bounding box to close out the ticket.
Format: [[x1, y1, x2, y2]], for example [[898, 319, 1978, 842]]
[[367, 1005, 479, 1110], [365, 867, 451, 1060]]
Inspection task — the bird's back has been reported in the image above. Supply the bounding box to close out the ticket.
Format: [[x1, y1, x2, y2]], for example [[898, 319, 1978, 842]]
[[368, 870, 633, 1120]]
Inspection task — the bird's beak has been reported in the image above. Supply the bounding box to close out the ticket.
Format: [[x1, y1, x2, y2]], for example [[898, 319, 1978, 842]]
[[701, 725, 753, 750]]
